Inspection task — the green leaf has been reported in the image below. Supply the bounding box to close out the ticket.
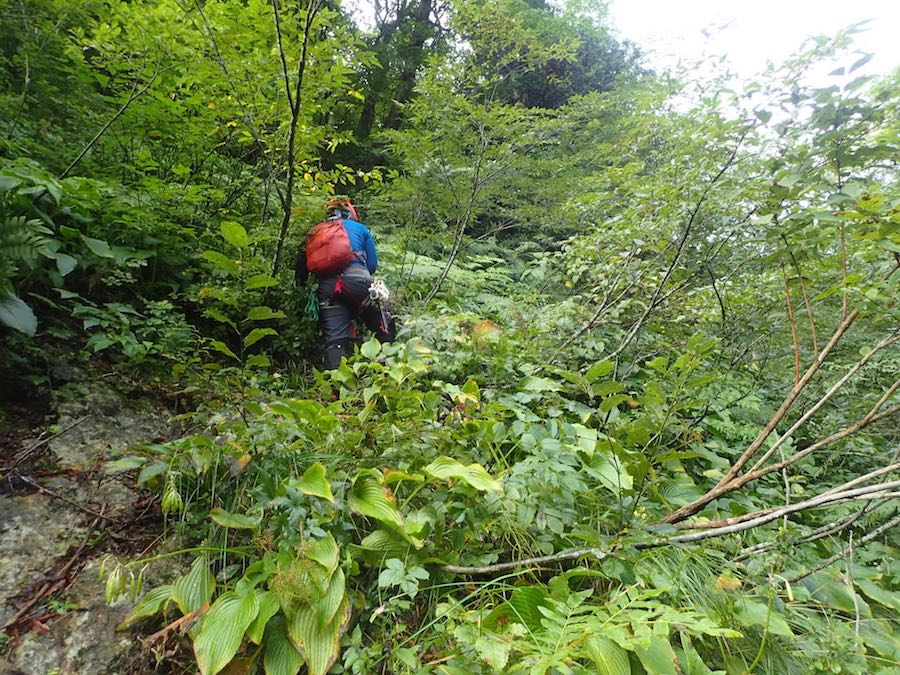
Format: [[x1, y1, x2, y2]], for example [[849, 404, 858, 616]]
[[220, 221, 250, 248], [209, 507, 260, 530], [315, 568, 346, 626], [172, 556, 215, 615], [247, 589, 281, 645], [201, 251, 239, 275], [244, 328, 277, 348], [82, 236, 114, 258], [585, 636, 631, 675], [585, 360, 614, 383], [582, 453, 632, 494], [264, 615, 304, 675], [55, 252, 77, 276], [307, 533, 340, 577], [246, 274, 279, 289], [193, 589, 260, 675], [521, 376, 561, 392], [360, 338, 381, 359], [475, 634, 511, 670], [287, 596, 350, 675], [801, 572, 871, 617], [206, 308, 237, 329], [0, 293, 37, 336], [348, 473, 405, 529], [294, 462, 334, 502], [634, 636, 679, 675], [425, 456, 502, 492], [246, 306, 286, 321], [118, 584, 173, 629], [855, 578, 900, 612], [209, 340, 238, 360], [735, 599, 793, 637], [246, 354, 271, 368], [104, 456, 146, 473], [138, 461, 168, 485]]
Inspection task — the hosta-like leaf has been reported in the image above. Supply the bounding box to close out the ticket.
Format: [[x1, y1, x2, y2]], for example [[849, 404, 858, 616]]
[[315, 568, 345, 626], [585, 636, 631, 675], [582, 453, 632, 494], [264, 615, 304, 675], [360, 338, 381, 359], [247, 590, 281, 645], [287, 596, 350, 675], [801, 572, 871, 619], [294, 462, 334, 502], [193, 590, 260, 675], [307, 533, 339, 577], [209, 507, 260, 530], [348, 528, 412, 564], [348, 474, 404, 528], [118, 584, 173, 629], [172, 556, 215, 615], [424, 456, 502, 492]]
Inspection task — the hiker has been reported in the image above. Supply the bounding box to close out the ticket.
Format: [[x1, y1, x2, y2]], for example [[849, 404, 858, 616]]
[[295, 198, 396, 370]]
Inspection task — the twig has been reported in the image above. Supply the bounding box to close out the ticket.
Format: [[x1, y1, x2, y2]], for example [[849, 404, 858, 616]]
[[0, 511, 104, 632], [666, 308, 862, 523], [439, 547, 607, 575], [441, 484, 900, 576], [2, 415, 90, 472], [60, 67, 167, 179], [9, 471, 124, 526], [781, 258, 801, 385], [786, 511, 900, 583], [747, 336, 898, 474], [734, 500, 885, 561], [610, 130, 748, 360]]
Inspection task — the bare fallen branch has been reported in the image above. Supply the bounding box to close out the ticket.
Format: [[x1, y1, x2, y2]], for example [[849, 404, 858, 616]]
[[439, 482, 900, 576], [786, 510, 900, 583]]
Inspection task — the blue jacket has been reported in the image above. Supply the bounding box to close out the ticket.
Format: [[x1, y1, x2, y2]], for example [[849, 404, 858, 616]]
[[295, 218, 378, 285], [341, 218, 378, 273]]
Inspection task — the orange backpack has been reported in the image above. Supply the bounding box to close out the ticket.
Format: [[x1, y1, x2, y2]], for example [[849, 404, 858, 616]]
[[306, 219, 354, 277]]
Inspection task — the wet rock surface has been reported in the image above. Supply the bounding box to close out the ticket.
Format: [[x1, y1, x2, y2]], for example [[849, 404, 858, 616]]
[[1, 384, 170, 675]]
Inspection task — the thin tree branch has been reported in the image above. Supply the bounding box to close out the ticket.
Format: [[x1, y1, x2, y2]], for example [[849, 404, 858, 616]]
[[60, 66, 166, 179], [666, 307, 861, 523], [786, 510, 900, 583], [440, 483, 900, 576], [747, 334, 898, 474]]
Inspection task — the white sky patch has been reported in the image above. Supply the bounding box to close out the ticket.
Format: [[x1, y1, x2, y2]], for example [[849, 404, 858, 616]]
[[607, 0, 899, 79]]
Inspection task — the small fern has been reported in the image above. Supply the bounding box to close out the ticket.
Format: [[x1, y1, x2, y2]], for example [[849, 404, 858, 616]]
[[0, 215, 52, 292]]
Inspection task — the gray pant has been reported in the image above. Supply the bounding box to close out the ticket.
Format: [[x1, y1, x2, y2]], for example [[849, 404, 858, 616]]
[[318, 266, 396, 369]]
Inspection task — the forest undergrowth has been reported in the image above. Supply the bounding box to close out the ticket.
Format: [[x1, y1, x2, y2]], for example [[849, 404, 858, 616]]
[[1, 1, 898, 673]]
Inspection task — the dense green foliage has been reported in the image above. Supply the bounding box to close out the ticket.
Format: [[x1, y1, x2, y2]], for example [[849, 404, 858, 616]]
[[2, 0, 899, 673]]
